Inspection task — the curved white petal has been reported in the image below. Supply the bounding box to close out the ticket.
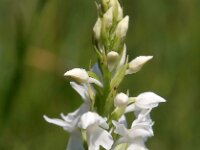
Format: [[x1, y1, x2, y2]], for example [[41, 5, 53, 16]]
[[112, 121, 128, 136], [87, 125, 113, 150], [125, 103, 136, 113], [43, 115, 67, 127], [67, 130, 85, 150], [70, 82, 89, 101], [136, 92, 166, 109]]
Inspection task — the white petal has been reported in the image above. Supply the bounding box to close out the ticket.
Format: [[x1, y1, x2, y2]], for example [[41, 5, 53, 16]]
[[136, 92, 166, 109], [61, 103, 89, 132], [125, 103, 136, 113], [112, 121, 128, 136], [67, 130, 85, 150], [43, 115, 67, 127], [64, 68, 89, 83], [70, 82, 89, 101], [79, 112, 108, 129], [87, 125, 113, 150]]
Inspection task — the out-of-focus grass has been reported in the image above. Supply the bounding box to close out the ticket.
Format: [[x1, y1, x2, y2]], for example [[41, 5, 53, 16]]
[[0, 0, 199, 149]]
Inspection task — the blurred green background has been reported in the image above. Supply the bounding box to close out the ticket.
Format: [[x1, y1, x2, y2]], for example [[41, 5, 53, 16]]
[[0, 0, 199, 149]]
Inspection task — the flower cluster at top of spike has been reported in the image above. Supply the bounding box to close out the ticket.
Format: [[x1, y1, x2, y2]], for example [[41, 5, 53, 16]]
[[44, 0, 166, 149]]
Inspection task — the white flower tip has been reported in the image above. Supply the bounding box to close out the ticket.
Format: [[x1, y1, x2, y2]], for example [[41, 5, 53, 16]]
[[116, 16, 129, 38], [114, 92, 129, 107], [64, 68, 89, 83], [126, 56, 153, 74]]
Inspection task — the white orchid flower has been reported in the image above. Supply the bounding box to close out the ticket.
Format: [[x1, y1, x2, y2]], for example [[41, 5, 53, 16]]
[[126, 92, 166, 113], [78, 112, 114, 150], [112, 113, 154, 150], [64, 68, 103, 87], [43, 103, 89, 150]]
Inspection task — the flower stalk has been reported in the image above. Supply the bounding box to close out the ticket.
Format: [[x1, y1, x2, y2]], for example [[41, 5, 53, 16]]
[[44, 0, 166, 149]]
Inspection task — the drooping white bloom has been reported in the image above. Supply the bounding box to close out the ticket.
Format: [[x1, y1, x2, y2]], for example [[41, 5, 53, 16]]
[[43, 103, 89, 150], [126, 56, 153, 75], [107, 51, 119, 71], [112, 113, 154, 150], [115, 16, 129, 38], [93, 18, 102, 39], [114, 92, 128, 107], [64, 68, 103, 87], [103, 7, 113, 28], [78, 112, 113, 150]]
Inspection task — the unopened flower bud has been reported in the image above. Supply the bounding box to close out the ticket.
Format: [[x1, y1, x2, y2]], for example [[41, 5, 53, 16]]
[[126, 56, 153, 74], [64, 68, 89, 83], [116, 2, 123, 21], [93, 18, 102, 39], [116, 16, 129, 38], [103, 7, 113, 28], [107, 51, 119, 71], [109, 0, 123, 21], [114, 92, 129, 107]]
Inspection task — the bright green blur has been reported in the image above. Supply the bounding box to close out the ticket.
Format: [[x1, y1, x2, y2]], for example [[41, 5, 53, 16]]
[[0, 0, 199, 149]]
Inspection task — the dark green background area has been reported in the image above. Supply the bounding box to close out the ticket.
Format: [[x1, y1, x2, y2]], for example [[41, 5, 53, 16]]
[[0, 0, 199, 149]]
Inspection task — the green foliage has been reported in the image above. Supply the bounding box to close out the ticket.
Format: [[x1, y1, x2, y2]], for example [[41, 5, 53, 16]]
[[0, 0, 199, 149]]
